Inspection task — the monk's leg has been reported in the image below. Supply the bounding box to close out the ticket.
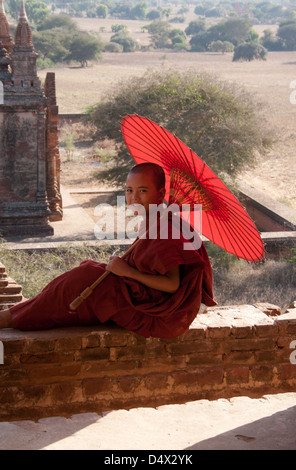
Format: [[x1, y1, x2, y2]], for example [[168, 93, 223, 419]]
[[0, 308, 13, 329]]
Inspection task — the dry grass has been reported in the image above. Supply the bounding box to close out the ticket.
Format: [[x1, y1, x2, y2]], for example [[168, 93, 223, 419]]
[[212, 258, 296, 310]]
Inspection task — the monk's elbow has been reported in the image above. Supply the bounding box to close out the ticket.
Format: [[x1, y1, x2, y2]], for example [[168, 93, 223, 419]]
[[167, 279, 180, 294]]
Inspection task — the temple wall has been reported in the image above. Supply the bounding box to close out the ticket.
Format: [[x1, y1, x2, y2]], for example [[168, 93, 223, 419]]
[[0, 109, 40, 201]]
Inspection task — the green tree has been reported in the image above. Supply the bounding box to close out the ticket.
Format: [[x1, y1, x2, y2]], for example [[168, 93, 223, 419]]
[[96, 4, 108, 18], [110, 31, 139, 52], [209, 40, 234, 53], [37, 14, 78, 32], [260, 28, 283, 51], [87, 70, 271, 186], [189, 17, 252, 51], [144, 20, 172, 48], [146, 9, 161, 21], [25, 0, 50, 24], [277, 21, 296, 50], [185, 19, 206, 36], [33, 29, 71, 62], [168, 28, 187, 50], [194, 4, 205, 16], [210, 18, 252, 46], [111, 24, 127, 33], [130, 1, 147, 19], [233, 43, 267, 62], [67, 32, 103, 67], [8, 0, 50, 23]]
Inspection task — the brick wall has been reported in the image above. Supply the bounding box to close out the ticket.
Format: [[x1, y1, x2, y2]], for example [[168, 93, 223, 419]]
[[0, 302, 296, 422]]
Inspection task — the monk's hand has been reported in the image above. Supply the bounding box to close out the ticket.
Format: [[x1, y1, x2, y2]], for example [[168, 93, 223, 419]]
[[105, 256, 132, 277]]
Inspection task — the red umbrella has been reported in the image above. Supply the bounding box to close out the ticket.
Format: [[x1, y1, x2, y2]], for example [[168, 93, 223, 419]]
[[121, 114, 265, 262]]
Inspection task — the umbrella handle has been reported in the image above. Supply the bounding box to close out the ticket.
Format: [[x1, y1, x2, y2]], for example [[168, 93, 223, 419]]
[[69, 237, 143, 313]]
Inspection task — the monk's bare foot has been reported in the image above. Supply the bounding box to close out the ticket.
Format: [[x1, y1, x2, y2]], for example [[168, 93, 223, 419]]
[[0, 308, 12, 328]]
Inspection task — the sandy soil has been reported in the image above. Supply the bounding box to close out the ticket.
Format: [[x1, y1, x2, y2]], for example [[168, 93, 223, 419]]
[[39, 46, 296, 211]]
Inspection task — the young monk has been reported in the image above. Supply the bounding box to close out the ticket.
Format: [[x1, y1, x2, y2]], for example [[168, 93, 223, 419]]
[[0, 163, 216, 338]]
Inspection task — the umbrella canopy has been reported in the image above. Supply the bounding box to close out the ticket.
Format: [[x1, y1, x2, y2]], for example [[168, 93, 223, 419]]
[[121, 114, 265, 262]]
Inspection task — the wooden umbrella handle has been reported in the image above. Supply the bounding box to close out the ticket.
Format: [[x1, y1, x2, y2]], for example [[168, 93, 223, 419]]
[[69, 237, 143, 313]]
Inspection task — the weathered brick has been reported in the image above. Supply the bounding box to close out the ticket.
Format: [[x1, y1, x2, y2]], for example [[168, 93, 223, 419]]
[[223, 351, 256, 364], [229, 337, 276, 352], [82, 334, 101, 349], [277, 363, 296, 381], [80, 347, 109, 362], [173, 367, 224, 387], [251, 365, 274, 382], [225, 366, 249, 384], [166, 340, 214, 356], [117, 375, 141, 394], [186, 353, 223, 366], [83, 377, 114, 396], [54, 336, 82, 351]]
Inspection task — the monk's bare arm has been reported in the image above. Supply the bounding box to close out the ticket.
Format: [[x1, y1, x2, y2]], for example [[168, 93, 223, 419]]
[[105, 257, 180, 294]]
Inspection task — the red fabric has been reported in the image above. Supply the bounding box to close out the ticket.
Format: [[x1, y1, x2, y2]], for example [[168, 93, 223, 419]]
[[10, 229, 216, 339]]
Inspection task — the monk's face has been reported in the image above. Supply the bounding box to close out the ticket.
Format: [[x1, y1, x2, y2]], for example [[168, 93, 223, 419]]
[[125, 171, 165, 214]]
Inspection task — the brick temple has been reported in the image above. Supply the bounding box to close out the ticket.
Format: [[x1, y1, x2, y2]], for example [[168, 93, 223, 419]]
[[0, 0, 62, 237]]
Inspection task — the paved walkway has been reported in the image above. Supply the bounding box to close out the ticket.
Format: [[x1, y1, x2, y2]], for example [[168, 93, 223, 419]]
[[2, 187, 296, 451], [5, 186, 130, 250], [0, 393, 296, 450]]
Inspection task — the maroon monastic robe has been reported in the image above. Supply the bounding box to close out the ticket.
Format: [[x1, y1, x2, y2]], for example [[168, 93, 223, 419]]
[[10, 229, 216, 338]]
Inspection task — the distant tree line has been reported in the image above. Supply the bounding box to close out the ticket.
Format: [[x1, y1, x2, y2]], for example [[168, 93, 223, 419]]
[[5, 0, 296, 66]]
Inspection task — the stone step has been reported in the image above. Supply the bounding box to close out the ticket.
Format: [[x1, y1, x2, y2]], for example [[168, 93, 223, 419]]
[[0, 265, 23, 308], [0, 284, 23, 295], [0, 293, 23, 303]]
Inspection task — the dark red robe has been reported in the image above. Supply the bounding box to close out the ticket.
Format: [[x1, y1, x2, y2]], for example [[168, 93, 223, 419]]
[[10, 228, 216, 338]]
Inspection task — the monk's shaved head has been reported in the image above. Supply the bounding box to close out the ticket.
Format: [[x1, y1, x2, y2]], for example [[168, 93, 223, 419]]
[[128, 163, 165, 190]]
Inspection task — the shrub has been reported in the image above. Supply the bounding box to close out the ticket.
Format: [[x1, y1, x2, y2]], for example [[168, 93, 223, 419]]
[[110, 32, 139, 52], [104, 42, 124, 53], [233, 43, 268, 61], [87, 69, 272, 186]]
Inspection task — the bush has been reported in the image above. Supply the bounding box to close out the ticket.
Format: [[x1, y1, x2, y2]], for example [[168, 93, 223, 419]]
[[233, 43, 268, 62], [104, 42, 124, 53], [209, 40, 234, 53], [87, 69, 272, 186], [110, 31, 139, 52]]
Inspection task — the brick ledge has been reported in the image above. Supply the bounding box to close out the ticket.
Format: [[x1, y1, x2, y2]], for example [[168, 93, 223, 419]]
[[0, 302, 296, 422]]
